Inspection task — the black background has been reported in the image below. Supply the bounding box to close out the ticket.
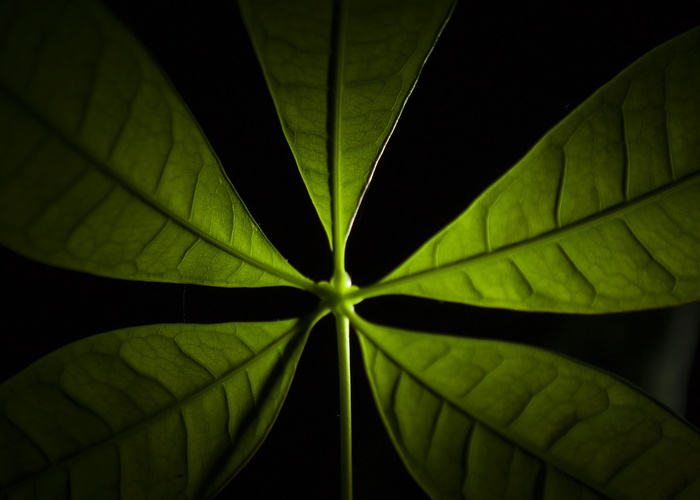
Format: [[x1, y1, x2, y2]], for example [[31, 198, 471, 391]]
[[2, 1, 700, 498]]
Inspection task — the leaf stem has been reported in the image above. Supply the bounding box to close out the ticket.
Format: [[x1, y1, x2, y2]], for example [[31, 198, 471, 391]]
[[327, 1, 353, 497], [336, 311, 353, 500]]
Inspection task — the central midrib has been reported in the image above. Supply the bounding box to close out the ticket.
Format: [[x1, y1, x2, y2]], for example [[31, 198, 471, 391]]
[[328, 0, 349, 274]]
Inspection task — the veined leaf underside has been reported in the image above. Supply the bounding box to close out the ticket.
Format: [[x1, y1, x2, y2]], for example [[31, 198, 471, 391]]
[[0, 320, 311, 499], [357, 323, 700, 499], [0, 0, 308, 288], [376, 29, 700, 313]]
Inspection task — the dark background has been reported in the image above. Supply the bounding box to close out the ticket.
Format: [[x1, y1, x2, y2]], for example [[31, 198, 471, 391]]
[[2, 1, 700, 498]]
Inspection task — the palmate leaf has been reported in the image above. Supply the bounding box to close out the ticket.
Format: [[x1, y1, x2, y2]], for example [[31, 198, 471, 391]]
[[0, 319, 312, 499], [354, 318, 700, 499], [0, 0, 308, 289], [377, 25, 700, 313], [239, 0, 456, 247], [2, 1, 699, 499]]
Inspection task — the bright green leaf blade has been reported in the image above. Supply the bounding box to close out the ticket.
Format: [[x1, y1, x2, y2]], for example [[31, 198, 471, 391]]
[[378, 26, 700, 312], [239, 0, 456, 248], [0, 0, 309, 289], [0, 319, 312, 500], [355, 319, 700, 500]]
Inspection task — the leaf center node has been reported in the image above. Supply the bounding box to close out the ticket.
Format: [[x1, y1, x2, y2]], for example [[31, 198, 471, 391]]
[[316, 272, 362, 316]]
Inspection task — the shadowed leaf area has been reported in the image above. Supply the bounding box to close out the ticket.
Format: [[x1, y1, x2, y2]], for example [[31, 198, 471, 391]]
[[356, 319, 700, 499], [0, 321, 310, 499]]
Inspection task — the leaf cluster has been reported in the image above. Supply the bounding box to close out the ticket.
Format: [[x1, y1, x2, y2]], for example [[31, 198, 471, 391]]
[[1, 1, 700, 499]]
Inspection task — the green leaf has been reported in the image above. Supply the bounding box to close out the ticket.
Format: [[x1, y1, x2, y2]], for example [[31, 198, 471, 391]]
[[0, 0, 309, 289], [377, 26, 700, 313], [239, 0, 456, 248], [354, 318, 700, 499], [0, 319, 311, 499]]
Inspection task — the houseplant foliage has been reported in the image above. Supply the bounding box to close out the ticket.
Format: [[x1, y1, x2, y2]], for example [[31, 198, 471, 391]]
[[1, 0, 699, 499]]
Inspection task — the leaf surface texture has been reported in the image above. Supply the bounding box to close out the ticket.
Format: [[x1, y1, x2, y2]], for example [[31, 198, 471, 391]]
[[355, 319, 700, 499], [380, 26, 700, 312], [239, 0, 456, 246], [0, 0, 308, 288], [0, 320, 310, 499]]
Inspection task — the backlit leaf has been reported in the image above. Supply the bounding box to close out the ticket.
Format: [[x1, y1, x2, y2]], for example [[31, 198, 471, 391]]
[[0, 0, 309, 289], [239, 0, 456, 247], [355, 319, 700, 499], [378, 26, 700, 312], [0, 319, 311, 499]]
